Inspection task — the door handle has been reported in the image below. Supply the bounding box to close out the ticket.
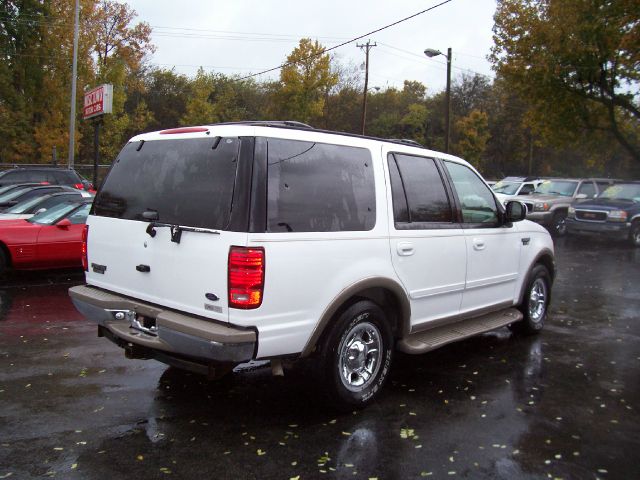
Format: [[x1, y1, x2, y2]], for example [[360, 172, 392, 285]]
[[396, 242, 415, 256], [472, 238, 485, 251]]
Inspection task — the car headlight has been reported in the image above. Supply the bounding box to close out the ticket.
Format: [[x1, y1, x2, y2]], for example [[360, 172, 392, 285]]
[[608, 210, 628, 222], [534, 202, 550, 212], [568, 206, 575, 217]]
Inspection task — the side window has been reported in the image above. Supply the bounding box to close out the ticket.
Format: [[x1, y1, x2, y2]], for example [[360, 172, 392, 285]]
[[387, 154, 452, 227], [595, 181, 612, 195], [519, 184, 535, 195], [4, 171, 31, 182], [444, 161, 498, 225], [66, 204, 91, 224], [577, 181, 596, 198], [267, 139, 375, 232]]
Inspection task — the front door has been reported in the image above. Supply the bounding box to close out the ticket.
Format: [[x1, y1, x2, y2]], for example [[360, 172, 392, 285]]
[[442, 161, 521, 314]]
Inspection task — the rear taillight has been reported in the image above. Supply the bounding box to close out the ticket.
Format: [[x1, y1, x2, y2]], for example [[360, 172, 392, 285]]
[[74, 183, 84, 190], [81, 225, 89, 271], [228, 246, 265, 309]]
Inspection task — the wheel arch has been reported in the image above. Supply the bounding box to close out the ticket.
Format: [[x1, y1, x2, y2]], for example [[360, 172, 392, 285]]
[[517, 248, 555, 305], [300, 277, 411, 358]]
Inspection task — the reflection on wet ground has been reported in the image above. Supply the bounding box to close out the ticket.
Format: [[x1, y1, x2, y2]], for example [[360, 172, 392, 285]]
[[0, 237, 638, 479]]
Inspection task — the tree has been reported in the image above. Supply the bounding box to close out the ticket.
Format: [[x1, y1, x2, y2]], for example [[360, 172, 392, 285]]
[[272, 38, 338, 123], [454, 110, 490, 170], [181, 68, 217, 125], [491, 0, 640, 162]]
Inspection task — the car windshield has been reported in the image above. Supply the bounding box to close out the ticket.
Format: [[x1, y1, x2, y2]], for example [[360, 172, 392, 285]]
[[0, 186, 33, 203], [27, 202, 82, 225], [4, 195, 49, 214], [492, 181, 520, 195], [534, 180, 579, 196], [599, 184, 640, 202]]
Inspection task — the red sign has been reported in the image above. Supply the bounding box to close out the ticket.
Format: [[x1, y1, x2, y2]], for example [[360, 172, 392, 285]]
[[83, 84, 113, 120]]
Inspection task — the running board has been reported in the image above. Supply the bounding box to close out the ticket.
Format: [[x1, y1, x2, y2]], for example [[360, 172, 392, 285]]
[[397, 308, 523, 355]]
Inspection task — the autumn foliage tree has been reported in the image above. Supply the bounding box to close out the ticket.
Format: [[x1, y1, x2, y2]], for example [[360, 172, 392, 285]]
[[491, 0, 640, 162]]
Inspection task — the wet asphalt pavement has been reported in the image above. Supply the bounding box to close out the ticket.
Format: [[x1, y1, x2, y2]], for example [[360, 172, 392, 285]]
[[0, 237, 638, 480]]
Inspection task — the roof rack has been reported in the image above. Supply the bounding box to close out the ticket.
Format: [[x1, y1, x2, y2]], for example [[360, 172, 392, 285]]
[[203, 120, 428, 150], [211, 120, 314, 129]]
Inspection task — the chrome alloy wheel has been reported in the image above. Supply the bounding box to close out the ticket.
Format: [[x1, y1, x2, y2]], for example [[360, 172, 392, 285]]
[[528, 278, 548, 323], [338, 322, 382, 392]]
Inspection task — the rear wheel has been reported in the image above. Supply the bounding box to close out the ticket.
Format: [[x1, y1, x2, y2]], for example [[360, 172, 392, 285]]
[[513, 264, 551, 335], [319, 300, 393, 409], [630, 221, 640, 248], [551, 212, 567, 237]]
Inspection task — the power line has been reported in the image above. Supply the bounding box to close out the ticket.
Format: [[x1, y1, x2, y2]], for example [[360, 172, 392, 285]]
[[235, 0, 454, 81]]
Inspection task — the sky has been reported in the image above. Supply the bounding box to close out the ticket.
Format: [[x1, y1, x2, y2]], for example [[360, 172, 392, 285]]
[[126, 0, 497, 93]]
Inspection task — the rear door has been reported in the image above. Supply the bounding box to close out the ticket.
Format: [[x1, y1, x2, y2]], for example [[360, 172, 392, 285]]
[[385, 151, 466, 330], [86, 135, 251, 323]]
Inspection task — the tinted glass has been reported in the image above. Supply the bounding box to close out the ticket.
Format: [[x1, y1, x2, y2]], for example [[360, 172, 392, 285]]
[[0, 186, 35, 203], [600, 184, 640, 201], [8, 193, 81, 214], [577, 182, 596, 198], [267, 138, 375, 232], [391, 154, 452, 223], [520, 184, 535, 194], [93, 138, 239, 229], [387, 155, 409, 223], [444, 161, 498, 224], [52, 170, 78, 184]]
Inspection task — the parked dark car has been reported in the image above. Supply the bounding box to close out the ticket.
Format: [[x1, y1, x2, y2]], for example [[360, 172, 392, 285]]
[[566, 181, 640, 247], [0, 185, 77, 212], [0, 167, 94, 192]]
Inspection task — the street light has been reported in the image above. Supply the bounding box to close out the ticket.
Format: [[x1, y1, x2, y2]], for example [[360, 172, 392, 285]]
[[424, 47, 452, 153]]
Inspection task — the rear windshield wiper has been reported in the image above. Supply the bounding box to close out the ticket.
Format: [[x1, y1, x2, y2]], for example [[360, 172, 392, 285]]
[[145, 221, 220, 244]]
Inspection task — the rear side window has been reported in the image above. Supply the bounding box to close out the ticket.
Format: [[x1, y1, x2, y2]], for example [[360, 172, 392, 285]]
[[93, 138, 239, 229], [51, 170, 77, 184], [267, 138, 375, 232], [388, 153, 453, 226]]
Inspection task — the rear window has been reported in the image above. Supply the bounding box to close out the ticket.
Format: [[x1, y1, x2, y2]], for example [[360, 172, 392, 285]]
[[266, 138, 375, 232], [93, 137, 239, 229]]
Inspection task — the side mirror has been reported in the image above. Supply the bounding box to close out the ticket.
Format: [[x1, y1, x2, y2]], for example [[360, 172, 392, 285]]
[[505, 200, 527, 223], [575, 193, 588, 199], [56, 218, 72, 229]]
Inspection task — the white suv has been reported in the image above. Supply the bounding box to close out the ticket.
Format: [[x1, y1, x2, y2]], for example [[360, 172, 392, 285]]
[[70, 122, 555, 408]]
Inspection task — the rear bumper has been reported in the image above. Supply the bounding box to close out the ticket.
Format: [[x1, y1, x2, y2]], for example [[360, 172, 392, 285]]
[[565, 218, 630, 238], [69, 285, 256, 364]]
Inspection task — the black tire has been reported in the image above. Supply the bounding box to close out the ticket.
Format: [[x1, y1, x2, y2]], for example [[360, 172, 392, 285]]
[[630, 221, 640, 248], [0, 249, 7, 277], [551, 211, 567, 237], [318, 300, 393, 409], [512, 264, 551, 335]]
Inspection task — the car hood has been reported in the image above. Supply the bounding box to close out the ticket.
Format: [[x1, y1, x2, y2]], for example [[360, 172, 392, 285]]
[[572, 198, 637, 211]]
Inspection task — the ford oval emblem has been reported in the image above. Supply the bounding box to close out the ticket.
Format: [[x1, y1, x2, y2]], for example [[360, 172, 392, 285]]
[[205, 293, 219, 302]]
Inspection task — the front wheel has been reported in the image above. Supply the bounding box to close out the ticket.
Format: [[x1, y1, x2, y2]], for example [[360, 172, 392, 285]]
[[513, 264, 551, 335], [551, 212, 567, 237], [630, 221, 640, 248], [319, 300, 393, 409]]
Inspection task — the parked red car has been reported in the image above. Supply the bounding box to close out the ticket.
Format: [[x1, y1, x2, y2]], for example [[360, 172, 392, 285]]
[[0, 200, 91, 274]]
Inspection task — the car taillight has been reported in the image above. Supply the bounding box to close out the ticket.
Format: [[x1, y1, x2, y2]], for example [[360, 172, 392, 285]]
[[81, 225, 89, 271], [228, 246, 265, 309], [74, 183, 84, 190]]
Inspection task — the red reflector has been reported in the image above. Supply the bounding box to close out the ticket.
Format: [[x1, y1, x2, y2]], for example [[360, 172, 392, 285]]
[[40, 181, 50, 185], [81, 225, 89, 271], [228, 246, 265, 309], [159, 127, 209, 135], [74, 183, 84, 190]]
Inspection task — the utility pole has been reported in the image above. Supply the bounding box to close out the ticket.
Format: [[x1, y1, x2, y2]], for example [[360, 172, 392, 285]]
[[424, 47, 452, 153], [357, 40, 376, 135], [68, 0, 80, 169]]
